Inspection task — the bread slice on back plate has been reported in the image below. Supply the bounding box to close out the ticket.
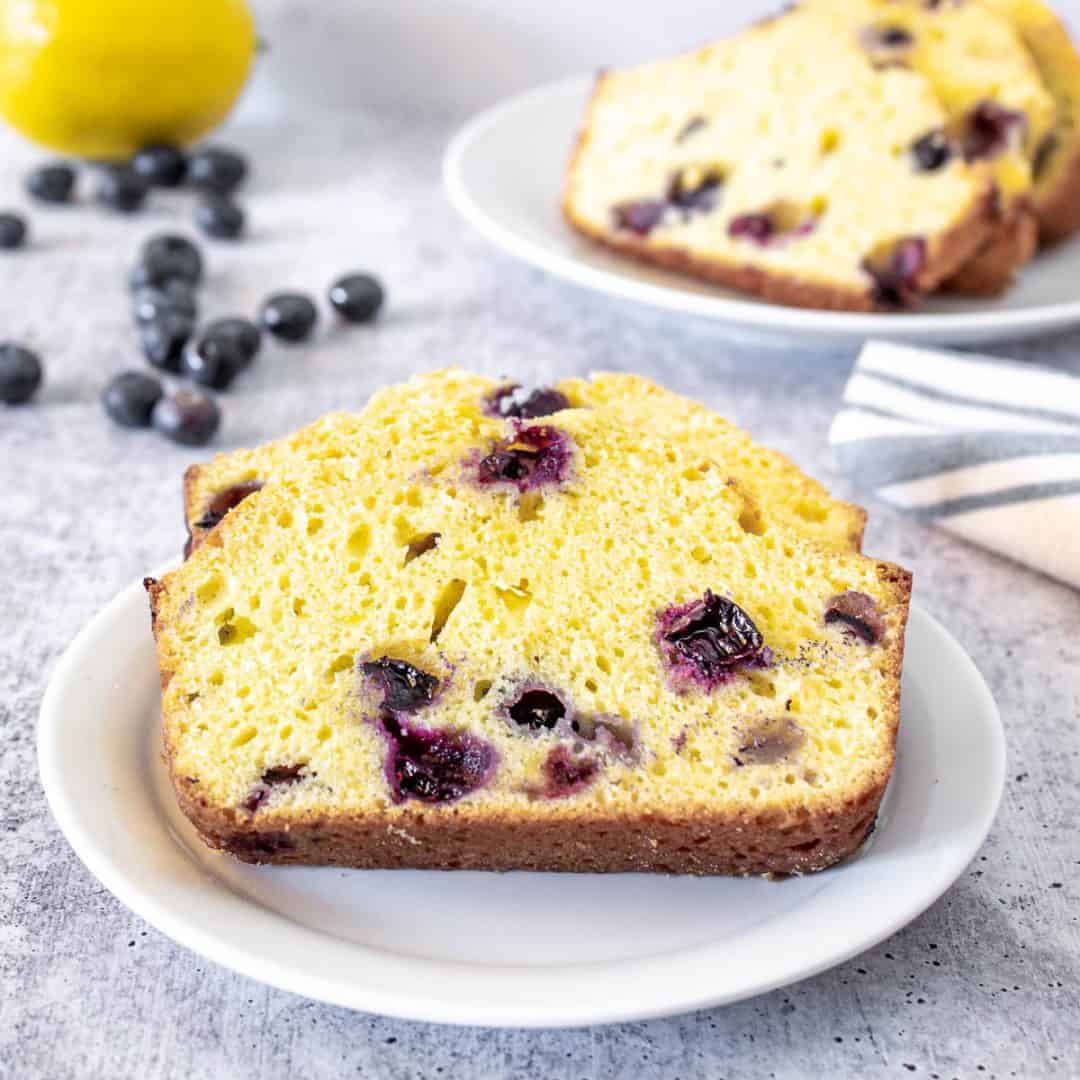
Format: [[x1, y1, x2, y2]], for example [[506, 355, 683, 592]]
[[804, 0, 1056, 296], [983, 0, 1080, 244], [182, 370, 865, 556], [147, 386, 911, 876], [562, 5, 996, 312]]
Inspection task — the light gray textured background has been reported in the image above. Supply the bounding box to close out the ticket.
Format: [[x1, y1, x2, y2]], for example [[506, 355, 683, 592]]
[[2, 38, 1079, 1080]]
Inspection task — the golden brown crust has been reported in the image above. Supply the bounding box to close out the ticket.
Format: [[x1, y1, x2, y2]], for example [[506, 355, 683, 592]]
[[942, 202, 1039, 296], [1036, 141, 1080, 245], [175, 783, 887, 876]]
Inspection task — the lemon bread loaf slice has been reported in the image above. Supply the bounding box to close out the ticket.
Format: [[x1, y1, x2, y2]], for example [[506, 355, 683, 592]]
[[147, 399, 910, 876], [983, 0, 1080, 243], [562, 5, 996, 311], [182, 370, 864, 556], [804, 0, 1056, 295]]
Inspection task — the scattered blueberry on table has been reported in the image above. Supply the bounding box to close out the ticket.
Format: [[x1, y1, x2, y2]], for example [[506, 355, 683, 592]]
[[180, 332, 247, 390], [139, 234, 204, 286], [133, 281, 198, 325], [188, 146, 247, 196], [95, 164, 149, 213], [131, 144, 188, 188], [0, 343, 43, 405], [328, 272, 384, 323], [140, 311, 195, 372], [0, 212, 27, 250], [102, 371, 163, 428], [152, 388, 221, 446], [26, 161, 76, 204], [201, 317, 260, 368], [194, 196, 245, 239], [259, 292, 318, 342], [3, 145, 389, 442]]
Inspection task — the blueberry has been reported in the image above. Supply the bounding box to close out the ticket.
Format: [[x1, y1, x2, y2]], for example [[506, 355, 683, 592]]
[[0, 213, 28, 250], [327, 273, 384, 323], [0, 343, 42, 405], [188, 146, 248, 195], [140, 312, 195, 372], [911, 130, 952, 173], [728, 213, 774, 244], [259, 292, 318, 342], [243, 763, 306, 813], [133, 281, 198, 324], [102, 370, 163, 428], [540, 746, 599, 798], [508, 688, 566, 731], [194, 482, 263, 529], [131, 144, 187, 187], [201, 317, 261, 368], [152, 388, 221, 446], [194, 196, 245, 239], [378, 714, 497, 804], [863, 236, 927, 309], [667, 168, 724, 213], [612, 199, 666, 236], [138, 234, 203, 286], [735, 718, 805, 767], [873, 25, 914, 47], [962, 101, 1026, 162], [361, 657, 439, 713], [473, 424, 572, 491], [180, 332, 247, 390], [96, 165, 149, 213], [26, 162, 76, 204], [658, 591, 767, 689], [485, 384, 569, 421], [825, 591, 885, 644]]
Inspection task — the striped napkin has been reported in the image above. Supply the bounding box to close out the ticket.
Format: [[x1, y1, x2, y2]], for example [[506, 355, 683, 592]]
[[829, 341, 1080, 590]]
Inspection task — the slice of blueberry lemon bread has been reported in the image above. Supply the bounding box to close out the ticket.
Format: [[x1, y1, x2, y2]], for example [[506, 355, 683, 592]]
[[804, 0, 1056, 295], [147, 396, 910, 875], [182, 370, 865, 556], [562, 5, 996, 311], [982, 0, 1080, 243]]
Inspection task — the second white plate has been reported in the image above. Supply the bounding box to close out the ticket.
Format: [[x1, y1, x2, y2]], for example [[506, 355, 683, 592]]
[[445, 76, 1080, 347], [38, 570, 1005, 1027]]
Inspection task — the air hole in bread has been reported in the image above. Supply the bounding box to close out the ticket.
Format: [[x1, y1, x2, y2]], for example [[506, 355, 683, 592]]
[[430, 579, 467, 642], [346, 522, 371, 558]]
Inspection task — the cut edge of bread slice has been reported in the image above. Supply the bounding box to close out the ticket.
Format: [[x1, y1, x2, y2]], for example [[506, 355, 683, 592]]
[[983, 0, 1080, 244]]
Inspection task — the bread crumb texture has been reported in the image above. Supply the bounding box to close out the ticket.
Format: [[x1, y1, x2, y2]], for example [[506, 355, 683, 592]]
[[152, 371, 911, 875]]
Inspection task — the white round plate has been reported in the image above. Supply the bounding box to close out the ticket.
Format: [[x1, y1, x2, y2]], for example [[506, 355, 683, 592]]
[[39, 569, 1004, 1028], [445, 76, 1080, 347]]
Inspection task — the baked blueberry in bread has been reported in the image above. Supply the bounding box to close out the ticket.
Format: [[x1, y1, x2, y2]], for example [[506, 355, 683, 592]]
[[562, 5, 997, 311], [147, 376, 911, 876]]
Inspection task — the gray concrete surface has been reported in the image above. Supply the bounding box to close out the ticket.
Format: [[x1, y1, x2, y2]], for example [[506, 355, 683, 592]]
[[0, 111, 1077, 1079]]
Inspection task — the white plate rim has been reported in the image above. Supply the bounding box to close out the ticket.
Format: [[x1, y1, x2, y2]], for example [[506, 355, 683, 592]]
[[443, 75, 1080, 345], [38, 568, 1006, 1028]]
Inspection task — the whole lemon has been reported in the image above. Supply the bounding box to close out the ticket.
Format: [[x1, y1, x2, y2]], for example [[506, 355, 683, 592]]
[[0, 0, 256, 160]]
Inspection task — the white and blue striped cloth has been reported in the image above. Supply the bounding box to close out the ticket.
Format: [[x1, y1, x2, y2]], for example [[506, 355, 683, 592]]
[[829, 341, 1080, 590]]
